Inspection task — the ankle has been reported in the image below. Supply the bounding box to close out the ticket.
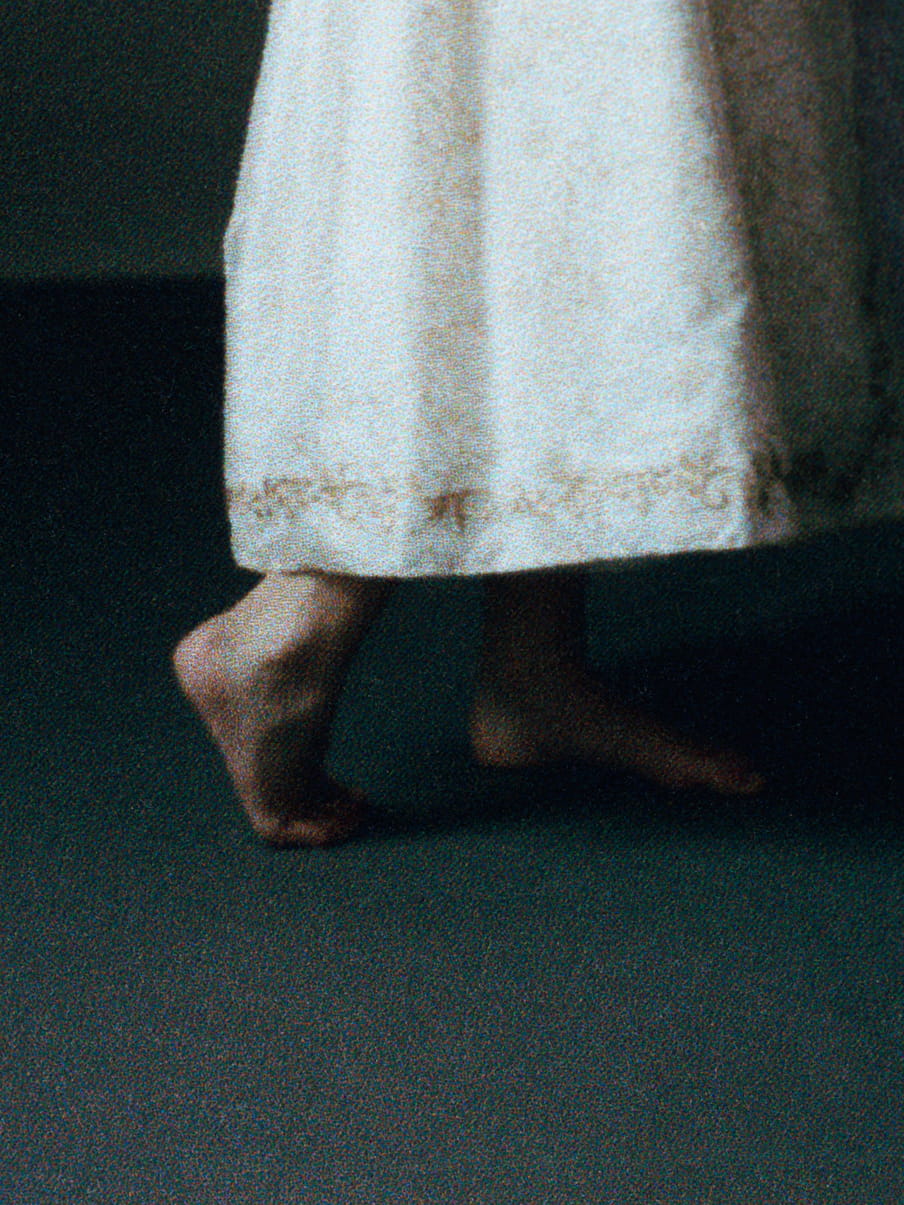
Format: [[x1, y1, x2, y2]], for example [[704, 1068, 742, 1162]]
[[480, 571, 588, 673], [227, 573, 385, 656]]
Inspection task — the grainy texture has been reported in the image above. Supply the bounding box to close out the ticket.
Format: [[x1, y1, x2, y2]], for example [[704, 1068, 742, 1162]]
[[224, 0, 904, 576]]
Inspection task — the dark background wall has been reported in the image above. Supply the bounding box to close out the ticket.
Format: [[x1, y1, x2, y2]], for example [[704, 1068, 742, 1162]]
[[5, 2, 904, 645], [4, 17, 904, 1201], [1, 1, 267, 279], [4, 3, 904, 281]]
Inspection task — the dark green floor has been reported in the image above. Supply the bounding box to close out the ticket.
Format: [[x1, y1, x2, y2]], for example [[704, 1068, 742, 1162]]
[[3, 282, 904, 1203]]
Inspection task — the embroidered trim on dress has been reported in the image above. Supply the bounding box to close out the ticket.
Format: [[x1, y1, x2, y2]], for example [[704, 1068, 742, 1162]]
[[226, 445, 789, 533]]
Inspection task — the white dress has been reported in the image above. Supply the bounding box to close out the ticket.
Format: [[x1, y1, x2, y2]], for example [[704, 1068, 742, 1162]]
[[223, 0, 904, 578]]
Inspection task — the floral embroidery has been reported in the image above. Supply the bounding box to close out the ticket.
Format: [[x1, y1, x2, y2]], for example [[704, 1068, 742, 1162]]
[[222, 0, 904, 575], [428, 491, 474, 530], [226, 439, 790, 537]]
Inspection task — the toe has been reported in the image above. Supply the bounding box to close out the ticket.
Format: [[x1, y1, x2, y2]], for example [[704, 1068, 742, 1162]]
[[709, 757, 765, 796], [255, 782, 370, 848], [685, 749, 765, 796]]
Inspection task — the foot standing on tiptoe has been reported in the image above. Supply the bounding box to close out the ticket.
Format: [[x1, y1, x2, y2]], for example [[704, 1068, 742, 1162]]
[[174, 0, 903, 844]]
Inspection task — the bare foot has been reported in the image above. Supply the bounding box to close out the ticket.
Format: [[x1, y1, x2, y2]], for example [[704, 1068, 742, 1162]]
[[172, 573, 389, 846], [469, 666, 763, 795], [471, 569, 763, 796]]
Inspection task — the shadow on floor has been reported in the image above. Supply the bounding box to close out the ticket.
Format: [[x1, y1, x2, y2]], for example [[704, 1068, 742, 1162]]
[[4, 281, 904, 1204]]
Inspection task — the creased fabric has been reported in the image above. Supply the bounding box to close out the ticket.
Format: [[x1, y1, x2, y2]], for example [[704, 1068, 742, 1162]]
[[224, 0, 904, 577]]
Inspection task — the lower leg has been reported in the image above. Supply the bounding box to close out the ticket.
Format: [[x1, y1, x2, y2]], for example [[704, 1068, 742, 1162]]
[[470, 568, 763, 794], [479, 567, 588, 682], [173, 570, 391, 846]]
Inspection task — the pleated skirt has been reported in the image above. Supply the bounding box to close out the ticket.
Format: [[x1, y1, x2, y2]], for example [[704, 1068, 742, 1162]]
[[223, 0, 904, 577]]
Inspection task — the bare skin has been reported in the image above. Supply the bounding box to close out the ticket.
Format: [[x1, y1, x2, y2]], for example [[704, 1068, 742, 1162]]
[[469, 569, 763, 794], [173, 566, 762, 848], [172, 571, 391, 847]]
